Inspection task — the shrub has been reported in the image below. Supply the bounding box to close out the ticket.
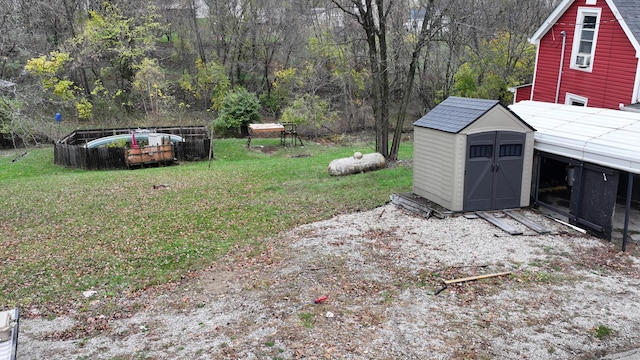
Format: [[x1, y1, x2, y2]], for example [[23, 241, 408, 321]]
[[214, 88, 261, 135]]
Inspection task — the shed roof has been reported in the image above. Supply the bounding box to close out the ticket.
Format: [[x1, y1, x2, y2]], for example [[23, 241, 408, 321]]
[[414, 96, 533, 133], [509, 101, 640, 174], [413, 97, 499, 133]]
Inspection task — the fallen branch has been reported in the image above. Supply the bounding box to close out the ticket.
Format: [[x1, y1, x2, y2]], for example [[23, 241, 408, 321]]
[[11, 152, 27, 163], [444, 271, 512, 285], [434, 271, 512, 295], [440, 264, 490, 271]]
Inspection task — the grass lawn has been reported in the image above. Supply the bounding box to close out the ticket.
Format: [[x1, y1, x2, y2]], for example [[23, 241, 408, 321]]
[[0, 137, 413, 308]]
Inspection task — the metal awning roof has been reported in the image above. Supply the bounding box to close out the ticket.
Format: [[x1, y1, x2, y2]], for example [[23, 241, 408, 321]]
[[509, 101, 640, 174]]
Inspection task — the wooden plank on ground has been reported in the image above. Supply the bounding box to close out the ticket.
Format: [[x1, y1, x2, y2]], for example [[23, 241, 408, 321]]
[[444, 271, 512, 285], [390, 194, 432, 218], [476, 211, 523, 235], [503, 209, 550, 234], [392, 193, 453, 218]]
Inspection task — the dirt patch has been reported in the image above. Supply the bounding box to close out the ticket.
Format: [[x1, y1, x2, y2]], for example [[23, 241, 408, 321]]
[[249, 145, 281, 154], [19, 205, 640, 359]]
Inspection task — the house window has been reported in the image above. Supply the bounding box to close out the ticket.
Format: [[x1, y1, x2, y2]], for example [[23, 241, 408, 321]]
[[570, 8, 601, 71], [565, 93, 588, 106]]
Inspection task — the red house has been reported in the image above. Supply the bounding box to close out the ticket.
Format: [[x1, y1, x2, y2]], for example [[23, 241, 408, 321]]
[[513, 0, 640, 110]]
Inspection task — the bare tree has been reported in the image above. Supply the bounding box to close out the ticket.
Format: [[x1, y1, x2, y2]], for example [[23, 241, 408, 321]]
[[389, 0, 452, 160], [0, 0, 19, 79], [330, 0, 392, 157]]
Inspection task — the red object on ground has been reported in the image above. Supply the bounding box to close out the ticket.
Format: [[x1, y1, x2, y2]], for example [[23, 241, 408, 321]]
[[314, 296, 328, 304]]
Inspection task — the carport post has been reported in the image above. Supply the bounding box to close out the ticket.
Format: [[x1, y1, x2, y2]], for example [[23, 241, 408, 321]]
[[622, 172, 634, 252], [533, 152, 541, 206]]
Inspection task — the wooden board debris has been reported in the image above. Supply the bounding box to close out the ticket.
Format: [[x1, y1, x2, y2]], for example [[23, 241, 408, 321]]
[[391, 193, 452, 219], [444, 271, 512, 285], [503, 209, 551, 234], [476, 211, 523, 235], [544, 214, 587, 234], [390, 194, 431, 218]]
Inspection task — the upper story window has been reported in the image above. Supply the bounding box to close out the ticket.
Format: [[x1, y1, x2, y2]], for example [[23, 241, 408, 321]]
[[570, 7, 601, 71]]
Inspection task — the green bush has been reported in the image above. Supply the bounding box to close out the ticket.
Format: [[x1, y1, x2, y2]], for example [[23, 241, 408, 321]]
[[0, 96, 24, 141], [0, 97, 11, 133], [214, 88, 261, 135], [281, 94, 336, 127]]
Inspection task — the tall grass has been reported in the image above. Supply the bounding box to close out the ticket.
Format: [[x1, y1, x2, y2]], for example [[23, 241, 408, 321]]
[[0, 138, 413, 307]]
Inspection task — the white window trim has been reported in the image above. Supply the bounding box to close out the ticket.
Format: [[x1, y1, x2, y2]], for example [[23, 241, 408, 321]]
[[633, 60, 640, 104], [569, 7, 602, 72], [565, 92, 589, 106]]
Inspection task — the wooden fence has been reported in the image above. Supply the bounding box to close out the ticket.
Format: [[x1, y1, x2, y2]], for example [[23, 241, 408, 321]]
[[54, 126, 211, 170]]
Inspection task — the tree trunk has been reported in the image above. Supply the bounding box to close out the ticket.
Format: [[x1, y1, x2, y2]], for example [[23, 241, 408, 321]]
[[375, 0, 390, 158], [389, 45, 420, 161], [189, 0, 206, 63], [361, 2, 384, 156], [390, 0, 436, 161], [366, 32, 384, 156], [332, 0, 391, 157]]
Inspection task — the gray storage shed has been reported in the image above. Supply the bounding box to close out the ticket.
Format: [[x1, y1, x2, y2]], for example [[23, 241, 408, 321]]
[[413, 96, 536, 212]]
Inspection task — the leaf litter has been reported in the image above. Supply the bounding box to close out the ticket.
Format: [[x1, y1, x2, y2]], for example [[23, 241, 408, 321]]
[[18, 204, 640, 359]]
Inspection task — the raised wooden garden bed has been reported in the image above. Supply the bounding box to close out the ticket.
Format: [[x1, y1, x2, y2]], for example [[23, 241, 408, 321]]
[[125, 144, 175, 168]]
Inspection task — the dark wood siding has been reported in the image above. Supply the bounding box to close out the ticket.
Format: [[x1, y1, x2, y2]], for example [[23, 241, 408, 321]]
[[55, 144, 127, 170], [532, 0, 638, 109]]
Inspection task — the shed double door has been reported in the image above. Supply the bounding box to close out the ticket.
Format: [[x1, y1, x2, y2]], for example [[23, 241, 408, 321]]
[[463, 131, 524, 211]]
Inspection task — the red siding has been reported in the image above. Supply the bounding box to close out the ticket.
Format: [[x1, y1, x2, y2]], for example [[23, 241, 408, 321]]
[[532, 0, 639, 109], [514, 85, 532, 103]]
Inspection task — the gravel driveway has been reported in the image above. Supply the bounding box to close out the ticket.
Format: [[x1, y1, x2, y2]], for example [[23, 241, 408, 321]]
[[18, 204, 640, 359]]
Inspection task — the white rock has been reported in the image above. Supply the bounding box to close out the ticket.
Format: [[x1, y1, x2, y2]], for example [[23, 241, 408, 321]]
[[82, 290, 97, 298]]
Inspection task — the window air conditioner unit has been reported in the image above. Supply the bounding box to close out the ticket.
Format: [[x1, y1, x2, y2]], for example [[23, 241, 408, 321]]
[[576, 54, 591, 68]]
